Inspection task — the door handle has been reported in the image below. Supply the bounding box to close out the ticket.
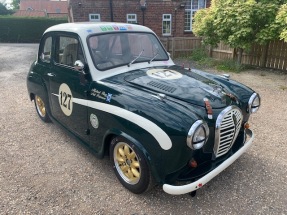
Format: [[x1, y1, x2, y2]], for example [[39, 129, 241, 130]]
[[47, 73, 55, 77]]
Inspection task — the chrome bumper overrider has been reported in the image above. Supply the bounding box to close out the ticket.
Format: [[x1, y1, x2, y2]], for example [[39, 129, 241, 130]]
[[163, 129, 254, 195]]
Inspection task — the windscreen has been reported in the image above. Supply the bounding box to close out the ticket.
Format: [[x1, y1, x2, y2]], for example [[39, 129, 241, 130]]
[[88, 32, 169, 71]]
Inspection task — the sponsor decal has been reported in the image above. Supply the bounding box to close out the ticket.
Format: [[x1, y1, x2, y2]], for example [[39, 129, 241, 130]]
[[106, 93, 113, 102], [90, 113, 99, 129], [119, 26, 127, 31], [126, 25, 133, 30], [58, 83, 73, 116], [147, 69, 183, 80], [91, 88, 107, 100], [100, 25, 131, 32], [113, 25, 119, 30]]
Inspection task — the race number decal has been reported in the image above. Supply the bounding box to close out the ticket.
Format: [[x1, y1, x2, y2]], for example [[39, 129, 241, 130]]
[[147, 69, 183, 80], [58, 83, 73, 116]]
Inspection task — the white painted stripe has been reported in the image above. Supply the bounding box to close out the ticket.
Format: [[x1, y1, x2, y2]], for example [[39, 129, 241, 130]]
[[73, 98, 172, 150]]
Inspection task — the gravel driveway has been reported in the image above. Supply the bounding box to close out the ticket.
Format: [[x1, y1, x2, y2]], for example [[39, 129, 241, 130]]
[[0, 43, 286, 214]]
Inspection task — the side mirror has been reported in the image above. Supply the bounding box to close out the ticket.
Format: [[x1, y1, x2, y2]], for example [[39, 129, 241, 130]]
[[74, 60, 89, 85], [74, 60, 85, 72]]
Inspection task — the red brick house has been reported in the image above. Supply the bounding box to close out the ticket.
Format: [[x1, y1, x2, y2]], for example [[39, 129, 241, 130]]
[[68, 0, 211, 37], [13, 0, 68, 18]]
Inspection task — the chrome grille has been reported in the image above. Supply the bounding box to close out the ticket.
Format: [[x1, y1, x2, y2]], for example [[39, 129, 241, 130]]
[[214, 106, 243, 158]]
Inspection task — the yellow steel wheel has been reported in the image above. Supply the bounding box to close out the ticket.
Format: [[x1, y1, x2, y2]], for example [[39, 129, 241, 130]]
[[110, 137, 154, 194], [35, 95, 46, 117], [34, 95, 50, 122], [114, 142, 141, 185]]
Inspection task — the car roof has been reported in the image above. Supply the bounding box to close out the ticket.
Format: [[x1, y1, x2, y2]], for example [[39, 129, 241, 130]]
[[44, 22, 154, 35]]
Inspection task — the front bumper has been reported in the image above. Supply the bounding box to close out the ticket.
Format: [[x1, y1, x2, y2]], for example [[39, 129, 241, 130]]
[[163, 129, 254, 195]]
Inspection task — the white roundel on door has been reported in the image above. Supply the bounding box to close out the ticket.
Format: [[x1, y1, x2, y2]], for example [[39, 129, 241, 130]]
[[58, 83, 73, 116], [90, 113, 99, 129]]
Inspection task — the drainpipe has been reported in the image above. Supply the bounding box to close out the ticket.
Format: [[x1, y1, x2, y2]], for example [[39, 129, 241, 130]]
[[109, 0, 114, 22]]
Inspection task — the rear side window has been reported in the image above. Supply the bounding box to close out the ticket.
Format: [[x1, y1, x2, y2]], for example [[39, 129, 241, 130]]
[[40, 36, 52, 63]]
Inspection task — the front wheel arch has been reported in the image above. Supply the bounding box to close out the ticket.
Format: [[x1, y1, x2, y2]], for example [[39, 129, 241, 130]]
[[102, 130, 161, 184], [109, 135, 155, 194]]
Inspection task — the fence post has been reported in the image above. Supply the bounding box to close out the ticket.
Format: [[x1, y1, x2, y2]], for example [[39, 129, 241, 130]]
[[260, 43, 269, 68], [171, 37, 175, 59], [232, 48, 236, 60], [208, 45, 212, 57]]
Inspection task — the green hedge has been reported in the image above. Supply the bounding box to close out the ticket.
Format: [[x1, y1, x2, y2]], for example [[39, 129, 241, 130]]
[[0, 16, 68, 43]]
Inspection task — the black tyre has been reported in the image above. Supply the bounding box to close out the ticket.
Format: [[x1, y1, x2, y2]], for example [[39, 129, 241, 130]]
[[34, 95, 51, 123], [110, 136, 154, 194]]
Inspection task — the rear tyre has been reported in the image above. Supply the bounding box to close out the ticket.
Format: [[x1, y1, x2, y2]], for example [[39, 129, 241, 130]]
[[34, 95, 51, 123], [110, 136, 154, 194]]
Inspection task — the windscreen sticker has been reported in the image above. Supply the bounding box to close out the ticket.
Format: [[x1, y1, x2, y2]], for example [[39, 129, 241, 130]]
[[147, 69, 183, 80], [58, 83, 73, 116], [100, 25, 132, 32]]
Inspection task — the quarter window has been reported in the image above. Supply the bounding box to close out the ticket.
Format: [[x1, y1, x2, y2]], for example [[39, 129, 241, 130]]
[[184, 0, 206, 32], [89, 14, 101, 22], [162, 14, 172, 36], [127, 14, 137, 24], [40, 36, 52, 63]]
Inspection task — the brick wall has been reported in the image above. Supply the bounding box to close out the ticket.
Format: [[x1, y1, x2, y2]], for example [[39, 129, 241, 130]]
[[70, 0, 211, 37]]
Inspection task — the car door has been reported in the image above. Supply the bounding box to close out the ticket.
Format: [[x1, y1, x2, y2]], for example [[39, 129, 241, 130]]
[[48, 33, 90, 142]]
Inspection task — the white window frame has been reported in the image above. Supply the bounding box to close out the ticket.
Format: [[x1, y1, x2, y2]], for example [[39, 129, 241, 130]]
[[126, 14, 137, 24], [89, 14, 101, 22], [184, 0, 206, 32], [162, 14, 172, 36]]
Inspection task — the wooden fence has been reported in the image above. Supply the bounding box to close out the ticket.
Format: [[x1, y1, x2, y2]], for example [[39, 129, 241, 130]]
[[160, 37, 287, 71], [160, 37, 202, 58]]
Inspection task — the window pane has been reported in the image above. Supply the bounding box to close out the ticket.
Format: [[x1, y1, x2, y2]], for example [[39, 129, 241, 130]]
[[88, 32, 168, 71], [127, 14, 137, 24], [184, 11, 191, 31], [89, 14, 100, 22], [40, 37, 52, 63], [199, 0, 205, 9], [185, 0, 191, 9], [56, 37, 84, 67]]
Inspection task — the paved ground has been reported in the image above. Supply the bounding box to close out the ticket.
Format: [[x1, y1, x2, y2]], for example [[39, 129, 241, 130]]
[[0, 43, 286, 214]]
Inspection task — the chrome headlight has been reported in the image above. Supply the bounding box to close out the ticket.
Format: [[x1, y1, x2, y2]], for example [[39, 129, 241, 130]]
[[187, 120, 209, 150], [248, 93, 260, 114]]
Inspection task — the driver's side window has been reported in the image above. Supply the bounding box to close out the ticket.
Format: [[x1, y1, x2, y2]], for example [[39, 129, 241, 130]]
[[55, 36, 84, 67]]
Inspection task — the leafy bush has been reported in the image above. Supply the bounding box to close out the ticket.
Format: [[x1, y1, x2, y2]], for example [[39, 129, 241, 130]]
[[0, 16, 67, 43]]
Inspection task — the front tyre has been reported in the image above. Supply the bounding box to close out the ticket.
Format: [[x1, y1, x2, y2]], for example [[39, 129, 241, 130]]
[[110, 136, 153, 194], [34, 95, 51, 123]]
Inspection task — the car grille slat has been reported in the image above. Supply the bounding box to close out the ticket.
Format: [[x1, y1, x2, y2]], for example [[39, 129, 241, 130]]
[[214, 106, 243, 158]]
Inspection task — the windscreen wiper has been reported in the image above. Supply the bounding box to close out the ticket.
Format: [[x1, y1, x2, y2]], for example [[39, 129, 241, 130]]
[[149, 53, 158, 64], [128, 49, 144, 67]]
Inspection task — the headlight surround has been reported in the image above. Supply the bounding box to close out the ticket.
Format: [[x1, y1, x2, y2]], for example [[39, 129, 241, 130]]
[[248, 93, 260, 114], [187, 120, 209, 150]]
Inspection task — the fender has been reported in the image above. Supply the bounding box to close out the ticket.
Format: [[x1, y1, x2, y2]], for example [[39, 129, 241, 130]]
[[27, 71, 51, 114], [102, 128, 162, 183]]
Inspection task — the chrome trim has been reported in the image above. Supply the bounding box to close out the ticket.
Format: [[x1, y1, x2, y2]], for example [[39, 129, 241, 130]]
[[218, 74, 230, 80], [248, 93, 260, 114], [187, 120, 209, 150], [214, 106, 243, 158], [163, 129, 254, 195]]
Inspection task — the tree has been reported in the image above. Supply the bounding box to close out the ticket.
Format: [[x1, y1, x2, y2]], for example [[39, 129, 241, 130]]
[[11, 0, 19, 10], [276, 3, 287, 41], [193, 0, 283, 64], [0, 2, 12, 15]]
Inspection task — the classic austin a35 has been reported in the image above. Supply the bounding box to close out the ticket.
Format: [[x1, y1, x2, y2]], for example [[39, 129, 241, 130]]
[[27, 22, 260, 195]]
